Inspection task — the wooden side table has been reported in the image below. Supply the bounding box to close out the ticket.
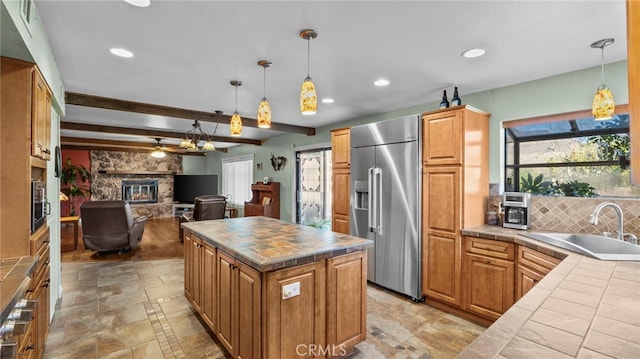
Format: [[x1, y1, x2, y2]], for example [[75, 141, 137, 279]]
[[60, 216, 80, 249]]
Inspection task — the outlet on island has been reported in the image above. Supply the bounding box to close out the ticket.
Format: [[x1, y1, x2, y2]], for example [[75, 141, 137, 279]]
[[282, 282, 301, 299]]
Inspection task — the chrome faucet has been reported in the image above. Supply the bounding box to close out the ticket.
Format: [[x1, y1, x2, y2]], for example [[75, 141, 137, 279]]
[[589, 202, 625, 241]]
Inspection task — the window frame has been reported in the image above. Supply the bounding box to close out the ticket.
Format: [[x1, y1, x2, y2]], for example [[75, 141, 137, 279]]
[[503, 105, 630, 193], [221, 154, 254, 206]]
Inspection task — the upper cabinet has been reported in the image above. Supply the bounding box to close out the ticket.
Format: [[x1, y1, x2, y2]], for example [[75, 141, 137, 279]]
[[32, 69, 52, 161], [331, 127, 351, 168], [331, 127, 351, 234]]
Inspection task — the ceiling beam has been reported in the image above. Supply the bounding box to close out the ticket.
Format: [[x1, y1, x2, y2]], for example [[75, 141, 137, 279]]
[[61, 122, 261, 146], [65, 92, 316, 136], [61, 136, 228, 154]]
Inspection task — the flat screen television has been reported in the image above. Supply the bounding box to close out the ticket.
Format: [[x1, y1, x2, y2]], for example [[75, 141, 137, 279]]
[[173, 174, 218, 203]]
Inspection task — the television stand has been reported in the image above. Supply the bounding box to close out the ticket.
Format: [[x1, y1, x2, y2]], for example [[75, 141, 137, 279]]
[[172, 203, 194, 217]]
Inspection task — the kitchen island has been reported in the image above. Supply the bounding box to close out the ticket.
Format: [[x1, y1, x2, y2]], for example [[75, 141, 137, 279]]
[[181, 216, 373, 359]]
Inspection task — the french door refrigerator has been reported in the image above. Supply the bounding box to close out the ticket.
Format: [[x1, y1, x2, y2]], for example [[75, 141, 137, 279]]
[[350, 114, 422, 300]]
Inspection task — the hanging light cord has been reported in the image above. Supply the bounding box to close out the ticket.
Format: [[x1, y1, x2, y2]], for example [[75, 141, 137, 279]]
[[234, 84, 238, 111], [600, 45, 605, 85], [307, 37, 311, 77], [263, 66, 267, 97]]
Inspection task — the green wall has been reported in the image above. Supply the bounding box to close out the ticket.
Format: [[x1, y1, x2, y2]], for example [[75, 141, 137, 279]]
[[186, 60, 629, 223]]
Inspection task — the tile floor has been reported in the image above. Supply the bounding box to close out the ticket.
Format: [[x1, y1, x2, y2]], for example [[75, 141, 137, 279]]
[[44, 259, 484, 359]]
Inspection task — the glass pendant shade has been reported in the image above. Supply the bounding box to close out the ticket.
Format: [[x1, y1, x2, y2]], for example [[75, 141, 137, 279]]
[[592, 85, 615, 121], [257, 98, 272, 128], [201, 140, 216, 151], [230, 111, 242, 136], [179, 138, 191, 149], [300, 76, 317, 115], [151, 149, 166, 158]]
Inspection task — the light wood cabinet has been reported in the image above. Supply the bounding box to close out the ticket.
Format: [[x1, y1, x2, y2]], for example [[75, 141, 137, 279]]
[[420, 106, 489, 309], [515, 245, 560, 300], [244, 182, 280, 219], [216, 250, 261, 359], [265, 260, 326, 359], [326, 251, 367, 353], [26, 226, 51, 359], [462, 236, 515, 321], [201, 242, 216, 330], [331, 127, 351, 234], [31, 69, 52, 161]]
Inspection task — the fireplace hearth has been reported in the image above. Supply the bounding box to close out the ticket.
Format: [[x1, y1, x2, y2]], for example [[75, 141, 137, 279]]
[[122, 180, 158, 204]]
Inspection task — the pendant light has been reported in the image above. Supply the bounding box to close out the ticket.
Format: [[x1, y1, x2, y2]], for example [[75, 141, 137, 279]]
[[230, 80, 243, 136], [300, 29, 318, 116], [257, 60, 272, 128], [150, 138, 166, 158], [591, 38, 615, 121]]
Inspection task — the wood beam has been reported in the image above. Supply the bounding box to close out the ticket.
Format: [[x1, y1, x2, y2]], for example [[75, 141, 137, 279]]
[[65, 92, 316, 136], [60, 122, 261, 146], [61, 136, 228, 154]]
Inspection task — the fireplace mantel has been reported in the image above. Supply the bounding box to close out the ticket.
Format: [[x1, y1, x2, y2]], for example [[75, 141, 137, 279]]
[[98, 170, 177, 175]]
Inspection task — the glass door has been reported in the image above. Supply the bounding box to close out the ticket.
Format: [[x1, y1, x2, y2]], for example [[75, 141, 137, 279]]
[[295, 148, 332, 229]]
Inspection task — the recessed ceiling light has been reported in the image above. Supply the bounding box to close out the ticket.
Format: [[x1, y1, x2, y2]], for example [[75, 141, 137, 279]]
[[124, 0, 151, 7], [462, 48, 486, 58], [109, 48, 134, 58], [374, 79, 390, 87], [322, 98, 335, 104]]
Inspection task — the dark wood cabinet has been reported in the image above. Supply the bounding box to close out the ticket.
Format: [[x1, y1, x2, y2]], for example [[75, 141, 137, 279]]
[[244, 182, 280, 219]]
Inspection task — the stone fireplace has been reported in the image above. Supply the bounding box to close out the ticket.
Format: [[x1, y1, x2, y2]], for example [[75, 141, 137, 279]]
[[122, 180, 159, 204]]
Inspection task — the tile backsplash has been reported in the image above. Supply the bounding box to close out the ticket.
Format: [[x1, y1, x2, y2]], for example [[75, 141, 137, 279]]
[[487, 195, 640, 236]]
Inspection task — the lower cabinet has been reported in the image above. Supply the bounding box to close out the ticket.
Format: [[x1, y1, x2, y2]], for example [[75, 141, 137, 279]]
[[28, 226, 50, 359], [184, 229, 367, 359], [462, 236, 515, 321], [515, 245, 561, 300]]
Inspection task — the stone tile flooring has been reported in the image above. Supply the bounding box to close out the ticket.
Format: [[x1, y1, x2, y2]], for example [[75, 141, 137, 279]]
[[44, 259, 484, 358]]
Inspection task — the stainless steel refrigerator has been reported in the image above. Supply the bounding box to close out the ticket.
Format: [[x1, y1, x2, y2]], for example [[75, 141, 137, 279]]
[[350, 115, 422, 300]]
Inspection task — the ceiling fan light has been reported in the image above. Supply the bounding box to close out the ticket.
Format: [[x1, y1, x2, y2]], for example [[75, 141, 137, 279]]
[[151, 149, 166, 158], [230, 111, 242, 136], [257, 98, 272, 128], [592, 85, 615, 121], [300, 77, 317, 115]]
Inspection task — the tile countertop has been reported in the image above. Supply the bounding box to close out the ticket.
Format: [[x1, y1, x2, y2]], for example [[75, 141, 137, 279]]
[[181, 216, 373, 272], [458, 225, 640, 359], [0, 256, 38, 325]]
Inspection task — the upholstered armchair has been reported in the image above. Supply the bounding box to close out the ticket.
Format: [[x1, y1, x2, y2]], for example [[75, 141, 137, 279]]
[[80, 200, 148, 253], [179, 195, 227, 241]]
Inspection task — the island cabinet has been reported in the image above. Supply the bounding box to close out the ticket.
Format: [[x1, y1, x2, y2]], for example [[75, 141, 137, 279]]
[[182, 217, 371, 359], [421, 106, 490, 309], [515, 245, 561, 300], [462, 236, 515, 322], [331, 127, 351, 234], [183, 231, 216, 328]]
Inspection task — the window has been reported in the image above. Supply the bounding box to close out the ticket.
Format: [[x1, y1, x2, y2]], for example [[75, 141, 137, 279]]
[[296, 148, 332, 229], [504, 108, 637, 197], [222, 155, 254, 206]]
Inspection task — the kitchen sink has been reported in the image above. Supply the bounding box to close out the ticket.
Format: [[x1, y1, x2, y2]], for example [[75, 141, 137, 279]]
[[519, 232, 640, 261]]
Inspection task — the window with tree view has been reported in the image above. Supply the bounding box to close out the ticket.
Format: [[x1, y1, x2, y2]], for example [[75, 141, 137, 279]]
[[505, 111, 637, 197]]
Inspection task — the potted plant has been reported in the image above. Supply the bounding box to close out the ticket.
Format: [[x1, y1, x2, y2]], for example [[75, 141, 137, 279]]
[[60, 158, 90, 215]]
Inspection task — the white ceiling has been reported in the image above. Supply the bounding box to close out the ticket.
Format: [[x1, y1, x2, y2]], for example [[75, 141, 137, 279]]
[[36, 0, 628, 149]]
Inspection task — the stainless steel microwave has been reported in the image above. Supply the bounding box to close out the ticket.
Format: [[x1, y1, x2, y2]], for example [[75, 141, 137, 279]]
[[31, 180, 46, 233]]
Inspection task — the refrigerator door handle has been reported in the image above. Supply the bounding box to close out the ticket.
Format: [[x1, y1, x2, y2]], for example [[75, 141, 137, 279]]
[[374, 167, 382, 235], [369, 167, 381, 234], [368, 168, 376, 232]]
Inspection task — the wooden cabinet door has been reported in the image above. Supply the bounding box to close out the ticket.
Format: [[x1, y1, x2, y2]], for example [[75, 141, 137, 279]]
[[462, 253, 514, 321], [237, 262, 261, 359], [216, 250, 236, 356], [31, 69, 50, 160], [265, 260, 326, 359], [516, 264, 544, 300], [332, 167, 350, 234], [422, 167, 461, 305], [422, 110, 462, 166], [184, 232, 193, 301], [191, 237, 202, 312], [326, 251, 366, 354], [201, 242, 216, 331], [331, 127, 350, 168]]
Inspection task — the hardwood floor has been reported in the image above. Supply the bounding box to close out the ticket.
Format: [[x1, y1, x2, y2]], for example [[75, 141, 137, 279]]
[[61, 217, 184, 262]]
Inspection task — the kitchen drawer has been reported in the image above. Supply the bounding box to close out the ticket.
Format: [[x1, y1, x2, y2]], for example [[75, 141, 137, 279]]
[[517, 245, 561, 275], [30, 226, 50, 255], [464, 236, 515, 261]]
